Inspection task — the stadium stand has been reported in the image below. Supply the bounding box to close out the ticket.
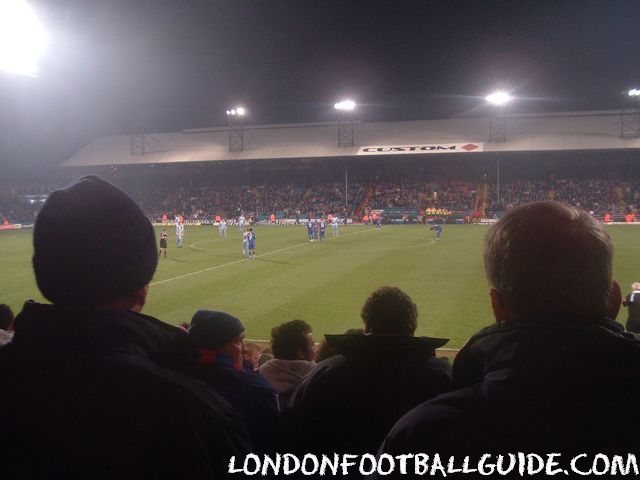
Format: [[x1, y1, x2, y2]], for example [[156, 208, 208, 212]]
[[3, 174, 640, 224]]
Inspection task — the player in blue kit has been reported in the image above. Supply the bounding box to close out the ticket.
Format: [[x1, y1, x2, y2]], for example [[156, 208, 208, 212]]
[[319, 220, 326, 242], [430, 223, 442, 242], [247, 228, 256, 258]]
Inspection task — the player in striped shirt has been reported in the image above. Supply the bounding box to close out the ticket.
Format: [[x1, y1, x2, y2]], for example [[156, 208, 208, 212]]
[[219, 218, 227, 238], [176, 220, 184, 248]]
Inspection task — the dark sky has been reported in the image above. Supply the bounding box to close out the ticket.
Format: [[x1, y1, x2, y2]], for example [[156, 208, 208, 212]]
[[1, 0, 640, 181]]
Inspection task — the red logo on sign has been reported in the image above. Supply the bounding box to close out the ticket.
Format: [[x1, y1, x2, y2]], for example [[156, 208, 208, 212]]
[[461, 144, 479, 151]]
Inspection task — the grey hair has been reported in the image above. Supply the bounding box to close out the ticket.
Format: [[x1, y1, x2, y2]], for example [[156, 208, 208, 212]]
[[632, 282, 640, 292], [484, 201, 613, 320]]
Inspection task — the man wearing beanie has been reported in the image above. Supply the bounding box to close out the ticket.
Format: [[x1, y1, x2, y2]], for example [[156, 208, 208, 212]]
[[0, 176, 251, 479], [187, 310, 278, 453]]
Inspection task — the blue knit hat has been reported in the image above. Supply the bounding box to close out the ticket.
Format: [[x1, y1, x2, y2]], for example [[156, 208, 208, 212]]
[[189, 310, 245, 350], [33, 175, 157, 305]]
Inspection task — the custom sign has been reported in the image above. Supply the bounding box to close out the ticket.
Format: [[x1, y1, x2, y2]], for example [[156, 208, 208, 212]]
[[357, 143, 483, 155]]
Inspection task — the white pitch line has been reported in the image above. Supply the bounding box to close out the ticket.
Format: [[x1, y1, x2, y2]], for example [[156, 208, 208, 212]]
[[189, 241, 215, 252], [151, 227, 373, 287]]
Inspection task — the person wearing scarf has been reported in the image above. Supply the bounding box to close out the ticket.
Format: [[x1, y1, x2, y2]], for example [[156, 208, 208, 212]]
[[187, 310, 278, 453]]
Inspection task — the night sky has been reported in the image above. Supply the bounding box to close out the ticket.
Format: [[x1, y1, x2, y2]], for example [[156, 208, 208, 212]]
[[1, 0, 639, 181]]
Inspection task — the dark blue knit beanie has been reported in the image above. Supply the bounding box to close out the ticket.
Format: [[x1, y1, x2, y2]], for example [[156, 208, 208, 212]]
[[189, 310, 245, 350], [33, 175, 158, 305]]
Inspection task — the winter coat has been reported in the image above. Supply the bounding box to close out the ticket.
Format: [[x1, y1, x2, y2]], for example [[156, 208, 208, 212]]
[[0, 302, 251, 480], [286, 334, 451, 454], [379, 318, 640, 471], [188, 356, 278, 453]]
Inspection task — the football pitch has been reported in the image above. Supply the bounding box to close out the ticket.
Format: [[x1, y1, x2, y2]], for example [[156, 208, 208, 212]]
[[2, 224, 640, 349]]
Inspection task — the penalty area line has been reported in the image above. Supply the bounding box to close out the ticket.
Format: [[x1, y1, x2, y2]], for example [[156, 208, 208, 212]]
[[150, 227, 373, 287]]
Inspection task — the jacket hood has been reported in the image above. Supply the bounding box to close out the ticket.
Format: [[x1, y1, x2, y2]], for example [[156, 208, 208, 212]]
[[259, 358, 315, 393]]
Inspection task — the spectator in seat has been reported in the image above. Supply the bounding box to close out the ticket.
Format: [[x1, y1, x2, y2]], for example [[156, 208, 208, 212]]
[[188, 309, 278, 453], [259, 319, 316, 410], [0, 176, 251, 479], [379, 201, 640, 468], [287, 286, 451, 454], [242, 341, 263, 372]]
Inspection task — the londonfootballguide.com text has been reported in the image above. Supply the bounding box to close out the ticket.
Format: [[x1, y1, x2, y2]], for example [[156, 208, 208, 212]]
[[229, 453, 640, 476]]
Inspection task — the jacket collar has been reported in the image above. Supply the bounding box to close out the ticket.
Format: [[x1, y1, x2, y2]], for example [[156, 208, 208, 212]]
[[325, 333, 448, 357], [11, 302, 195, 368], [459, 317, 640, 386]]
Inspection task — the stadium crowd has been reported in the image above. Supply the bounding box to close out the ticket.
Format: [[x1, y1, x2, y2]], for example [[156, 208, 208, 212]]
[[495, 177, 640, 214], [0, 196, 40, 224], [3, 174, 640, 225], [350, 180, 475, 213], [131, 182, 366, 223], [3, 175, 640, 478]]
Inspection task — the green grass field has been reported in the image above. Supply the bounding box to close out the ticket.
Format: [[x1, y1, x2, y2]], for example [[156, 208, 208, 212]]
[[3, 224, 640, 349]]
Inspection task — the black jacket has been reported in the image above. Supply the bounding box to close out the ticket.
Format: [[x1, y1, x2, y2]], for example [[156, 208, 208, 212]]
[[0, 302, 251, 480], [286, 334, 451, 454], [379, 318, 640, 475], [624, 291, 640, 333]]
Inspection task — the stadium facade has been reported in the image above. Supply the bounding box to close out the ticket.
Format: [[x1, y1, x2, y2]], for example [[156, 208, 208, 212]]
[[62, 109, 640, 171]]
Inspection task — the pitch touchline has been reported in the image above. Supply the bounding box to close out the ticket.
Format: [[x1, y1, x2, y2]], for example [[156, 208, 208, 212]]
[[150, 228, 373, 287]]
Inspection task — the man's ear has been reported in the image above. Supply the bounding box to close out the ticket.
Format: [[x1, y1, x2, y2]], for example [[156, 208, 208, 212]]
[[129, 285, 149, 313], [490, 288, 512, 323], [101, 285, 148, 313], [606, 280, 622, 320]]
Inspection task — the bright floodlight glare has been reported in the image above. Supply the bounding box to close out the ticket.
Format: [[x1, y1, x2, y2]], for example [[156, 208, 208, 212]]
[[485, 91, 512, 106], [334, 100, 356, 111], [0, 0, 48, 77], [226, 106, 245, 116], [629, 89, 640, 97]]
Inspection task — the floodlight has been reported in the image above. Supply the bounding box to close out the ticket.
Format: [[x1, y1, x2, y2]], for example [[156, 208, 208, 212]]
[[0, 0, 48, 77], [226, 106, 246, 116], [486, 91, 512, 106], [628, 89, 640, 97], [334, 100, 356, 111]]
